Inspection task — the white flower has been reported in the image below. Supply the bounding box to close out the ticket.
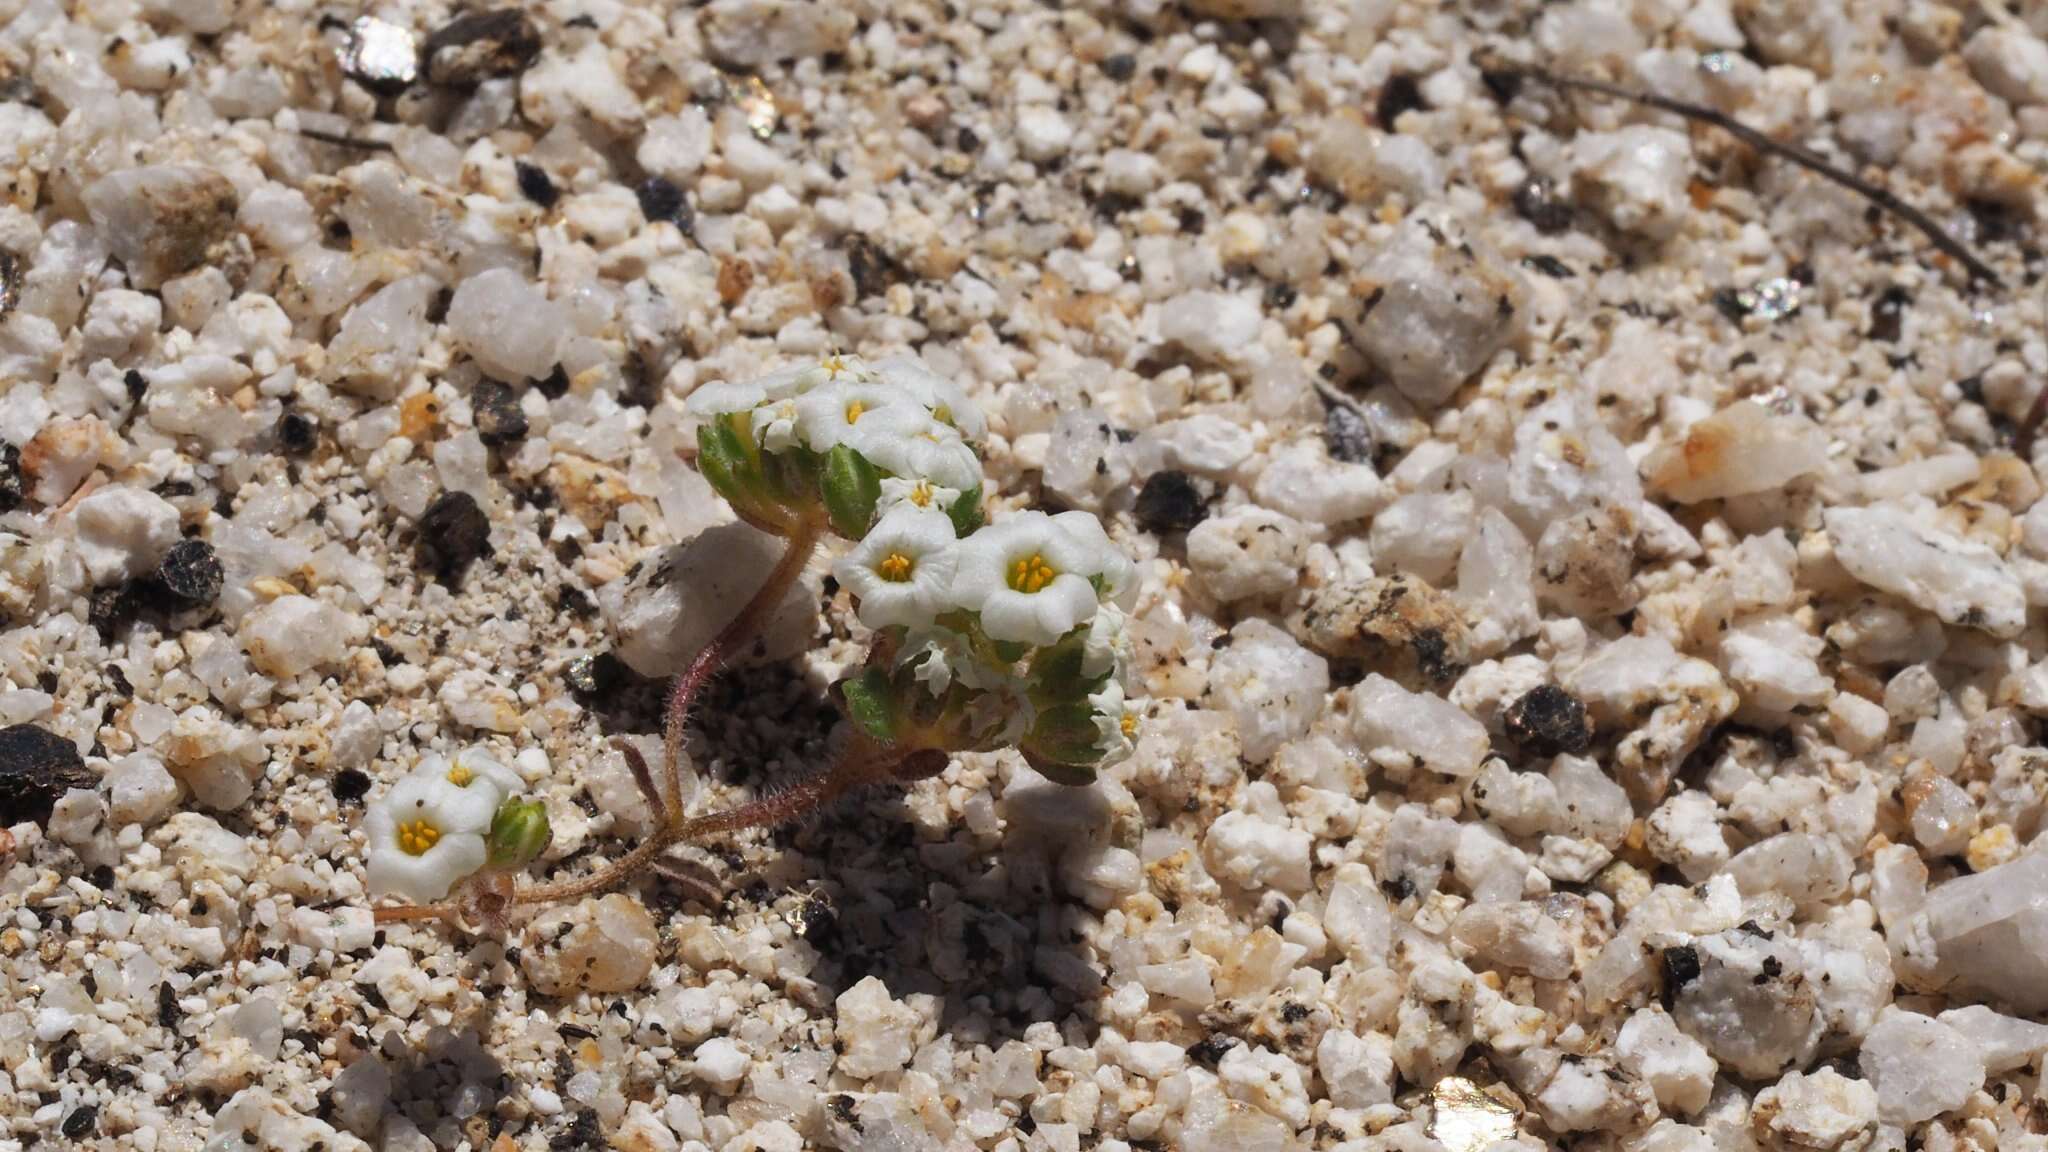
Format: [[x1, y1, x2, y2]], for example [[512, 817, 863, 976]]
[[415, 748, 524, 806], [1089, 680, 1139, 765], [686, 354, 874, 418], [850, 408, 983, 491], [1052, 510, 1137, 609], [898, 624, 1002, 695], [871, 355, 989, 441], [949, 512, 1102, 645], [968, 680, 1037, 745], [1081, 603, 1133, 679], [877, 475, 962, 516], [750, 397, 801, 451], [833, 504, 960, 630], [365, 773, 496, 902], [794, 380, 921, 453]]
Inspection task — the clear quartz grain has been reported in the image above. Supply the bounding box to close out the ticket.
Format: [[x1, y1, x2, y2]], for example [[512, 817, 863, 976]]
[[342, 17, 419, 96]]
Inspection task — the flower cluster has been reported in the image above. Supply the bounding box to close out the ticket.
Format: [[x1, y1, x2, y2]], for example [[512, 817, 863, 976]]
[[365, 749, 550, 903], [688, 354, 986, 540], [691, 354, 1144, 782]]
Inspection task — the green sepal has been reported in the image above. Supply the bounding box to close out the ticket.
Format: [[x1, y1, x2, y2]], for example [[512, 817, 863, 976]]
[[840, 667, 898, 743], [821, 444, 881, 539], [485, 798, 553, 870], [696, 421, 749, 504], [946, 486, 984, 536]]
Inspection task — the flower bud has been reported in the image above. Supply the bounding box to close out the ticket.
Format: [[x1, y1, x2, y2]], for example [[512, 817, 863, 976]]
[[485, 798, 552, 870]]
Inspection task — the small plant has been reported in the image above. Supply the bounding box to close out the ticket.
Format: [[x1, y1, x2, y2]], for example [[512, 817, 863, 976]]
[[369, 355, 1143, 930]]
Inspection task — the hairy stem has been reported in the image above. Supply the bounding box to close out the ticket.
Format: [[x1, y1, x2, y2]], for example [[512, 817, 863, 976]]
[[510, 745, 892, 907], [661, 517, 824, 806]]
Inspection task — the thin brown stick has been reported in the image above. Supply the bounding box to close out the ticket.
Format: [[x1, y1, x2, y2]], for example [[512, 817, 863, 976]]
[[1484, 58, 2003, 288], [661, 516, 823, 801], [372, 902, 457, 924], [297, 126, 396, 152], [2018, 385, 2048, 458]]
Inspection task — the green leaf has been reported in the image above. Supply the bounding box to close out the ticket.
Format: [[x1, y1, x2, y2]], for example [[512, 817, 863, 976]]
[[1023, 749, 1099, 787], [840, 668, 897, 743], [821, 445, 882, 539], [1026, 631, 1093, 700], [990, 638, 1031, 665], [1029, 703, 1100, 758], [947, 487, 984, 536]]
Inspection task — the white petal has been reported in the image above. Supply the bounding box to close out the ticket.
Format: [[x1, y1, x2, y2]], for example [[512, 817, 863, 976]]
[[390, 774, 499, 835], [978, 574, 1099, 645], [367, 832, 488, 902], [1082, 604, 1131, 678], [455, 748, 524, 796], [686, 379, 766, 416]]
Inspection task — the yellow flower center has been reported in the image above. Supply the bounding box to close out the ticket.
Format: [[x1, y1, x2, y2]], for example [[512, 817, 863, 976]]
[[822, 354, 848, 377], [845, 399, 867, 424], [398, 819, 441, 856], [908, 481, 934, 507], [1120, 712, 1139, 739], [446, 764, 474, 787], [878, 552, 916, 582], [933, 404, 953, 426], [1009, 552, 1058, 594]]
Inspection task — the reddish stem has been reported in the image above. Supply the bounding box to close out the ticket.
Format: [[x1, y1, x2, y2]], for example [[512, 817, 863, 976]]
[[509, 744, 892, 906], [661, 517, 823, 806]]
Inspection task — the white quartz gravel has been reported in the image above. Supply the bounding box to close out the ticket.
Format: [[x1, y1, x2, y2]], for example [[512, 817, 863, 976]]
[[4, 1, 2048, 1151]]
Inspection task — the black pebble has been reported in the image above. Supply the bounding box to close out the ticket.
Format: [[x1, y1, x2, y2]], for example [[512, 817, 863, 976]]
[[157, 540, 223, 606], [1661, 944, 1702, 991], [0, 724, 95, 826], [473, 379, 529, 446], [552, 1111, 602, 1152], [1323, 400, 1374, 464], [417, 492, 493, 581], [557, 585, 596, 618], [277, 412, 317, 455], [1099, 53, 1136, 81], [62, 1106, 98, 1139], [1522, 254, 1574, 280], [421, 8, 542, 87], [533, 365, 571, 400], [634, 177, 692, 235], [1711, 287, 1751, 324], [1376, 73, 1424, 129], [1502, 684, 1591, 758], [1134, 470, 1210, 535], [0, 443, 23, 513], [332, 769, 372, 804], [1869, 285, 1910, 344], [89, 584, 140, 636], [515, 161, 559, 209], [1185, 1034, 1238, 1067], [1512, 178, 1571, 235]]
